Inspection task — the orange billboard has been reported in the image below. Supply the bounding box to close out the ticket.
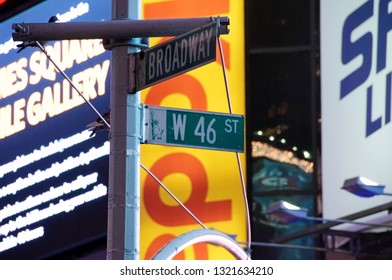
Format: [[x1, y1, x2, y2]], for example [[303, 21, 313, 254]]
[[140, 0, 246, 260]]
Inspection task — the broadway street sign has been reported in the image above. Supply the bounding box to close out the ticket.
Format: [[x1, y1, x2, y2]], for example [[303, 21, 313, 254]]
[[143, 105, 244, 152], [131, 22, 217, 92]]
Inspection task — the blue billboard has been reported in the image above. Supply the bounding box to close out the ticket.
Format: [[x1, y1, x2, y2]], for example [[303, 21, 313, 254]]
[[0, 0, 111, 259], [321, 0, 392, 220]]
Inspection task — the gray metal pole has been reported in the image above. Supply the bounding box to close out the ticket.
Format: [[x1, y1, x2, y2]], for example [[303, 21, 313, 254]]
[[12, 17, 229, 41], [107, 0, 141, 260]]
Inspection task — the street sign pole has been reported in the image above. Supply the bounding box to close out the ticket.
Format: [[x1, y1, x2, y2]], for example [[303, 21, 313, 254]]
[[107, 0, 141, 260]]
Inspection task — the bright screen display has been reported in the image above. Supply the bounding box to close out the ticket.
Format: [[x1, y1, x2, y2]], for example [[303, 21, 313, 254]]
[[0, 0, 111, 259], [1, 0, 247, 260]]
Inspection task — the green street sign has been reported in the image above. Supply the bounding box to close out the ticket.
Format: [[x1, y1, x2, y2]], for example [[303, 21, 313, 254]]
[[132, 22, 217, 92], [143, 105, 244, 152]]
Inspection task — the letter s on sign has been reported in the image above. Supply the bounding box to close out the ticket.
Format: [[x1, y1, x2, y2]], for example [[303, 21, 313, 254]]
[[143, 153, 232, 226], [340, 0, 373, 100]]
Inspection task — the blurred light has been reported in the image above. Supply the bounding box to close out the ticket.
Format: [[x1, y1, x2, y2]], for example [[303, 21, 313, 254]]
[[292, 146, 298, 151], [303, 150, 311, 159], [267, 200, 309, 224], [280, 138, 286, 144], [256, 130, 263, 136], [269, 136, 275, 141], [341, 176, 392, 197], [251, 141, 314, 173]]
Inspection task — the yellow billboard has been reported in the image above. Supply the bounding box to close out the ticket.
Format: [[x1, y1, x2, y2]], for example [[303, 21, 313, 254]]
[[140, 0, 246, 259]]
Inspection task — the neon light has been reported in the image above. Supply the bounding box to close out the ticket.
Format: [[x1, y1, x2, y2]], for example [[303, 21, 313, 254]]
[[0, 227, 44, 253], [0, 130, 92, 178], [0, 184, 107, 237], [0, 141, 109, 198], [0, 172, 98, 222]]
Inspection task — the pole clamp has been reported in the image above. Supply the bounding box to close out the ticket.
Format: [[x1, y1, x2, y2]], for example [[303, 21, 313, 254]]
[[103, 37, 149, 50]]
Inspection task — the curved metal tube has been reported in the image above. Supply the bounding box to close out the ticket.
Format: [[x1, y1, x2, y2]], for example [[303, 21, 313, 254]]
[[150, 229, 250, 260]]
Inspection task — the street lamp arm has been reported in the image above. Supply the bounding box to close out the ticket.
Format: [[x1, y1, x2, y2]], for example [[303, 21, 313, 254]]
[[304, 216, 392, 229], [271, 201, 392, 244]]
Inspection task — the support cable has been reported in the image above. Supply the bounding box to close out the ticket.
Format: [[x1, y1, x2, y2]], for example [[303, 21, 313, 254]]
[[217, 36, 251, 257], [140, 163, 208, 229], [35, 41, 110, 129]]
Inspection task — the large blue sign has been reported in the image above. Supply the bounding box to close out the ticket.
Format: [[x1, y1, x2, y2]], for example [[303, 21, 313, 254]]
[[0, 0, 111, 259], [340, 0, 392, 137], [321, 0, 392, 221]]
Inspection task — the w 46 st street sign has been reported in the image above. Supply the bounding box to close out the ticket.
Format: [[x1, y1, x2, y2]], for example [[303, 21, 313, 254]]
[[131, 22, 217, 92], [129, 21, 244, 152], [143, 105, 244, 152]]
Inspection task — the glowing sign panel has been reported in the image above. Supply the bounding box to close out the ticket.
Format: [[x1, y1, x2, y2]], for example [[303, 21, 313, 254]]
[[0, 0, 111, 259]]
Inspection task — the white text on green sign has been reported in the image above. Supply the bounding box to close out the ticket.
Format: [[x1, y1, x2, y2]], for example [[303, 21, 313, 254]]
[[144, 105, 244, 152], [133, 22, 217, 92]]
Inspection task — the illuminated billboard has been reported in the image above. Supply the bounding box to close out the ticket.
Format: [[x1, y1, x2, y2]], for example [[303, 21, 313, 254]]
[[0, 0, 246, 260], [140, 0, 246, 260], [321, 0, 392, 218], [0, 0, 111, 259]]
